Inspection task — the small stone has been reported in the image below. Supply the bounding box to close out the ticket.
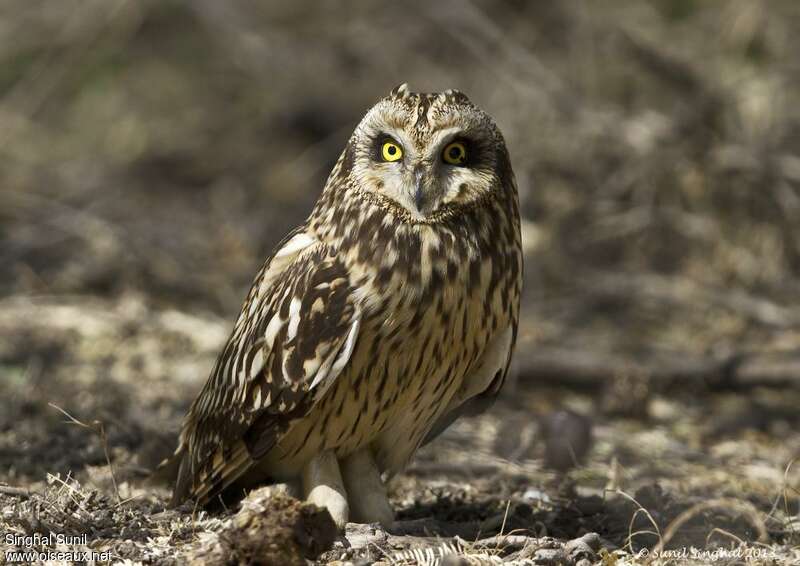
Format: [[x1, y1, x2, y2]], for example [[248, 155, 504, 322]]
[[540, 410, 594, 472], [344, 522, 388, 550], [565, 532, 601, 563], [533, 547, 568, 565], [522, 487, 552, 504]]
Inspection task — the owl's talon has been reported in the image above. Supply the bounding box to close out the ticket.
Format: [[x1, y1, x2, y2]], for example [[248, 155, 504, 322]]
[[303, 450, 349, 529], [340, 448, 394, 527]]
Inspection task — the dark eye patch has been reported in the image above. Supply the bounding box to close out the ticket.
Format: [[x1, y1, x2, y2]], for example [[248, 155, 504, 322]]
[[457, 134, 498, 169], [446, 137, 477, 167]]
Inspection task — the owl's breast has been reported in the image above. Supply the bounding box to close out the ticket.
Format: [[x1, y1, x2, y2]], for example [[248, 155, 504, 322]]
[[262, 204, 520, 478], [345, 229, 513, 453]]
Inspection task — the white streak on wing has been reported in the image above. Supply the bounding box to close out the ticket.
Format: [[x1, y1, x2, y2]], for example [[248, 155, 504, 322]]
[[257, 232, 317, 299], [222, 353, 236, 387], [330, 314, 360, 378], [249, 349, 264, 382], [308, 357, 334, 398], [280, 346, 292, 386], [236, 348, 262, 390], [232, 362, 241, 392], [248, 296, 259, 317], [286, 298, 302, 339], [275, 232, 316, 259], [278, 297, 303, 382], [230, 353, 241, 390], [264, 313, 283, 346], [309, 312, 360, 394], [303, 356, 322, 379]]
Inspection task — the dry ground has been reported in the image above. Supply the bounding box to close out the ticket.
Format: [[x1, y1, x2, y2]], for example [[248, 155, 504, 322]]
[[1, 296, 799, 564], [2, 1, 800, 564]]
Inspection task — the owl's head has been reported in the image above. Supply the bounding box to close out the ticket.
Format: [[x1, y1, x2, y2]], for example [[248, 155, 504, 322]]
[[339, 84, 513, 222]]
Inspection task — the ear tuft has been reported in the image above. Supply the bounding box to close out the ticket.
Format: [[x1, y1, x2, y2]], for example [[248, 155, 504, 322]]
[[390, 83, 410, 98]]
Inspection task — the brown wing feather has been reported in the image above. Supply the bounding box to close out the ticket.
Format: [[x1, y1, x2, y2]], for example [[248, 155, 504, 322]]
[[170, 229, 360, 507]]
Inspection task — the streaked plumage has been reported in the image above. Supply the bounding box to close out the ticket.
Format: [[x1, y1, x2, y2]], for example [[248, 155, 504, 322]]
[[169, 84, 522, 525]]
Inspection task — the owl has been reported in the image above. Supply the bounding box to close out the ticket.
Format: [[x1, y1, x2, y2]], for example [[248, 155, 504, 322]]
[[168, 84, 522, 529]]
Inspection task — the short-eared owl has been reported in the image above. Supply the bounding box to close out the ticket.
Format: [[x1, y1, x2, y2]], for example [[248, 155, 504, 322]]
[[169, 84, 522, 528]]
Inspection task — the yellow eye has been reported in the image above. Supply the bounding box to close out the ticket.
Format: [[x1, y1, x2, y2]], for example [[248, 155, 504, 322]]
[[381, 141, 403, 162], [442, 141, 468, 165]]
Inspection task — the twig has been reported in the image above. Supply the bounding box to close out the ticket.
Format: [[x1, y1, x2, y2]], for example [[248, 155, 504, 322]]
[[499, 499, 512, 537], [706, 527, 746, 548], [612, 489, 662, 556], [48, 402, 120, 503], [0, 484, 34, 499], [471, 534, 534, 550], [46, 472, 93, 520], [765, 458, 797, 536], [26, 486, 91, 534]]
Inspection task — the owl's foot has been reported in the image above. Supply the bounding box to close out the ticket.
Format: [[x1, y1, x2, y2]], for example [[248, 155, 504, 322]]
[[302, 450, 349, 530], [340, 448, 394, 527]]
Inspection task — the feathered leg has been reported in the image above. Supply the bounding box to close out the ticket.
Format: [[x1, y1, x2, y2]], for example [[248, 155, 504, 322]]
[[340, 448, 394, 526], [302, 450, 349, 529]]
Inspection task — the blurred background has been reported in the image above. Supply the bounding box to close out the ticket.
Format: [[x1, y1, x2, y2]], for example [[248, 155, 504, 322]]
[[3, 0, 800, 353], [1, 0, 800, 562]]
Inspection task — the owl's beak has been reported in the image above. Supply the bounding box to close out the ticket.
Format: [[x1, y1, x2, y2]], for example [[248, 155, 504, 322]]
[[413, 167, 426, 213]]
